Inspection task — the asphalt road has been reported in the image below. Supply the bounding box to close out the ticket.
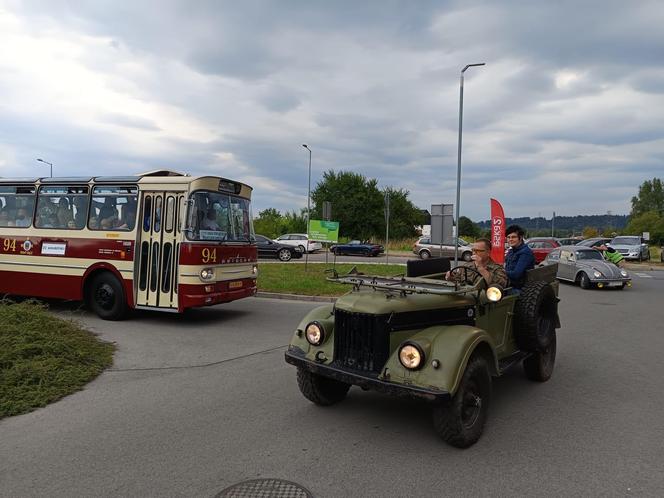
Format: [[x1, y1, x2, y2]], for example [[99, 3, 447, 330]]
[[1, 272, 664, 497]]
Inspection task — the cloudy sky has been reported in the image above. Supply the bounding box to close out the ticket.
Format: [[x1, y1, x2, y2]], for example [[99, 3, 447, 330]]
[[1, 0, 662, 221]]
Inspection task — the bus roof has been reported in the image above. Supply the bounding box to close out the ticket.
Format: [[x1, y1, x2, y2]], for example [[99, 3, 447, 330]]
[[0, 171, 252, 192]]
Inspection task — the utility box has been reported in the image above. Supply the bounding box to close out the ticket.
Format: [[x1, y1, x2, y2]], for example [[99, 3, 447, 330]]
[[430, 204, 454, 245]]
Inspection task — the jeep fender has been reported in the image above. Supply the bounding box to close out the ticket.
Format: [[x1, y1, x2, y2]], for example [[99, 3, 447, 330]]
[[289, 304, 336, 361], [382, 325, 498, 397]]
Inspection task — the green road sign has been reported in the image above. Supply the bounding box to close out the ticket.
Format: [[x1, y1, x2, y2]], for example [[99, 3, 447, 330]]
[[308, 219, 339, 243]]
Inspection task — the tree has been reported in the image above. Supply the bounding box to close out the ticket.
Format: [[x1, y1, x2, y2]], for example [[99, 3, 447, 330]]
[[631, 178, 664, 217], [253, 208, 286, 238], [458, 216, 480, 238], [310, 170, 384, 240], [381, 187, 424, 239], [626, 211, 664, 245], [582, 226, 599, 238]]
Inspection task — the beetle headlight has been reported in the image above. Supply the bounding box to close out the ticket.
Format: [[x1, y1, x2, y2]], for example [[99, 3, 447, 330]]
[[593, 270, 602, 278], [620, 270, 628, 277], [200, 268, 215, 280], [305, 321, 325, 345], [486, 285, 503, 302], [399, 343, 424, 370]]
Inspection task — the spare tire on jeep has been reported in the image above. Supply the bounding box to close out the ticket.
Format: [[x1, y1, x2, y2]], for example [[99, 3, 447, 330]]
[[513, 280, 558, 351]]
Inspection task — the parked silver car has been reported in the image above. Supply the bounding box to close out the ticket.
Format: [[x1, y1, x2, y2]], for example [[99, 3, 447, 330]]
[[609, 236, 650, 261], [542, 246, 631, 290], [274, 233, 323, 253], [412, 237, 472, 261]]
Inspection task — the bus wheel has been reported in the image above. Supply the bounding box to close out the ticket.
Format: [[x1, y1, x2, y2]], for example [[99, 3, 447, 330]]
[[89, 272, 128, 321]]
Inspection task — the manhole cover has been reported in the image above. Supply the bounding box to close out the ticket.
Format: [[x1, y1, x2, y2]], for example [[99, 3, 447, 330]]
[[216, 478, 313, 498]]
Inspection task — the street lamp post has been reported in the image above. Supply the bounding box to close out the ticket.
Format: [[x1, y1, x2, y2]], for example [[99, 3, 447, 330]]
[[454, 63, 485, 267], [302, 144, 312, 270], [37, 158, 53, 177]]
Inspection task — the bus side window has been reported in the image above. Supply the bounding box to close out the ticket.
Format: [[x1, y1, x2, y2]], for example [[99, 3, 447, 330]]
[[143, 197, 152, 232]]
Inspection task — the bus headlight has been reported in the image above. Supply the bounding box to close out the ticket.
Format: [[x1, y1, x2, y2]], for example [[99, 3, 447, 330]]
[[486, 285, 503, 302], [200, 268, 215, 280], [252, 264, 258, 275], [305, 321, 325, 345], [399, 343, 424, 370]]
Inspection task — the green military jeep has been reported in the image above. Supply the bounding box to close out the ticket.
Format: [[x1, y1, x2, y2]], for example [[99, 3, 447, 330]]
[[285, 263, 560, 448]]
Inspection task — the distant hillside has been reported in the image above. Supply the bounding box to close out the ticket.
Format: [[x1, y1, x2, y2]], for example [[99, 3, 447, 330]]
[[477, 214, 629, 235]]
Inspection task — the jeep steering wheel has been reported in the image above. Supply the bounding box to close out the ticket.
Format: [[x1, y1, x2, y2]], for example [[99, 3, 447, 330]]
[[450, 265, 483, 285]]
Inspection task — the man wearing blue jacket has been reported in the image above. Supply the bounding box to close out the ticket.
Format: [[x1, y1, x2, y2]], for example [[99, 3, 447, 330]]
[[504, 225, 535, 291]]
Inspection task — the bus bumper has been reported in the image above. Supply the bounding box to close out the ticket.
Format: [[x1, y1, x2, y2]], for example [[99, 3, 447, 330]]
[[178, 279, 257, 311]]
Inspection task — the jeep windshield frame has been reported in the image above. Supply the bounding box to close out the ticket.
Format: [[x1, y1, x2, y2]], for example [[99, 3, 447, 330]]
[[327, 272, 485, 296]]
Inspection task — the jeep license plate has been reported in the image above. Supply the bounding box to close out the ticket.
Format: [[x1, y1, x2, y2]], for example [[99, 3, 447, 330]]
[[229, 281, 243, 289]]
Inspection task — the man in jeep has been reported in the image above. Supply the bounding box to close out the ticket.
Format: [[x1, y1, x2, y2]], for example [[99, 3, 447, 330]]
[[505, 225, 535, 290], [445, 238, 507, 287]]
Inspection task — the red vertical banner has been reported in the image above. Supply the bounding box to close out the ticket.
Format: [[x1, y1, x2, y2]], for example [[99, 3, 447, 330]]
[[490, 198, 505, 264]]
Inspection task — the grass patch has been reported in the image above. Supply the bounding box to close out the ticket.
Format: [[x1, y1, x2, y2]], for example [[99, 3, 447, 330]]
[[0, 300, 115, 419], [257, 262, 406, 296]]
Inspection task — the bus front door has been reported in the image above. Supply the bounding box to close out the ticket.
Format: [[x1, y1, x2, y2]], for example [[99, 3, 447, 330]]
[[135, 191, 184, 310]]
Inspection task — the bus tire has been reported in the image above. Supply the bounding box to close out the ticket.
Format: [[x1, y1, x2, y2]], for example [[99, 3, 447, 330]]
[[88, 272, 128, 321]]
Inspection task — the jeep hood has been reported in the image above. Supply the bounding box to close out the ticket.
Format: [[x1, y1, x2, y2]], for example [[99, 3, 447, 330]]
[[335, 289, 475, 315]]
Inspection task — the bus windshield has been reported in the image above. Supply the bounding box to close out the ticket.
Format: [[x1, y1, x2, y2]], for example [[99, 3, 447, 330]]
[[186, 190, 254, 242]]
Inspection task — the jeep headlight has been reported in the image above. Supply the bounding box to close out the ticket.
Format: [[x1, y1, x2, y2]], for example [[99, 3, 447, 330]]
[[486, 285, 503, 302], [399, 343, 424, 370], [620, 270, 628, 277], [305, 321, 325, 345], [593, 270, 602, 278], [200, 268, 215, 280]]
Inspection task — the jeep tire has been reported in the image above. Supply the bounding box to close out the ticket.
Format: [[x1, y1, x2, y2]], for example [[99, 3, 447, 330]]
[[514, 280, 557, 351], [432, 354, 491, 448], [523, 332, 556, 382], [296, 368, 350, 406]]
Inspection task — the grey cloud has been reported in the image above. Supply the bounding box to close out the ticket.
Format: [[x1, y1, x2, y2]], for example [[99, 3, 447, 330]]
[[258, 85, 301, 113], [99, 113, 161, 131]]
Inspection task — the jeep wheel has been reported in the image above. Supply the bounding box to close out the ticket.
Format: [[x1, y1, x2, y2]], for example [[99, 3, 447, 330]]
[[277, 248, 292, 262], [419, 249, 431, 259], [579, 272, 591, 289], [523, 332, 556, 382], [296, 368, 350, 406], [432, 354, 491, 448], [513, 280, 558, 352], [462, 251, 473, 262]]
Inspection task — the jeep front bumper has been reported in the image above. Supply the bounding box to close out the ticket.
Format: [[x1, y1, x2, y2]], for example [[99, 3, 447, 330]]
[[285, 346, 450, 403]]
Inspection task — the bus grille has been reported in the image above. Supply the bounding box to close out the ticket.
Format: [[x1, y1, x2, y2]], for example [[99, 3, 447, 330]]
[[333, 310, 390, 374]]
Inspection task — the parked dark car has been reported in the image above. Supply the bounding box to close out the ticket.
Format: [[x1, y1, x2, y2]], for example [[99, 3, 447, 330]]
[[331, 240, 384, 257], [556, 237, 584, 246], [526, 237, 561, 264], [576, 237, 612, 248], [255, 234, 303, 262], [542, 246, 631, 290]]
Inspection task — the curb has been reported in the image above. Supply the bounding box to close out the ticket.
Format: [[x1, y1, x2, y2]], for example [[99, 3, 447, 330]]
[[255, 292, 337, 303]]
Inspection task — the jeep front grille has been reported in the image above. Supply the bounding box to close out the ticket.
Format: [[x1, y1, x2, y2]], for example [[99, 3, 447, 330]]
[[333, 310, 389, 374]]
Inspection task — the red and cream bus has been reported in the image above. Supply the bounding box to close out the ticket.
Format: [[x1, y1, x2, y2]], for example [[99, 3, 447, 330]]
[[0, 170, 257, 319]]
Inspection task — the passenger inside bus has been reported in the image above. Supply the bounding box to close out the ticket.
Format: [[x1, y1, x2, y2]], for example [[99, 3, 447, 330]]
[[202, 208, 220, 230], [57, 206, 74, 228], [15, 208, 31, 227], [0, 209, 9, 226]]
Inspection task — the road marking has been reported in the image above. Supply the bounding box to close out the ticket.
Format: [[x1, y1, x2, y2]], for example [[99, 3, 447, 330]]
[[634, 273, 652, 278]]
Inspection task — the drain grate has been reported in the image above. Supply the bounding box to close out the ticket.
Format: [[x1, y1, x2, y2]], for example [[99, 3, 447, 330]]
[[216, 478, 313, 498]]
